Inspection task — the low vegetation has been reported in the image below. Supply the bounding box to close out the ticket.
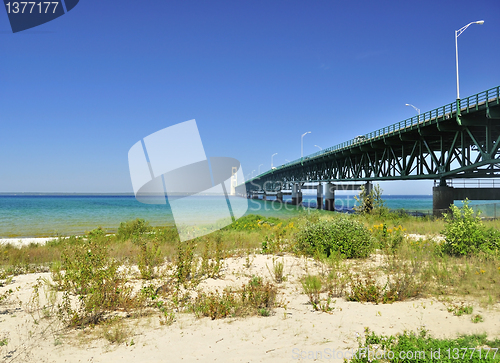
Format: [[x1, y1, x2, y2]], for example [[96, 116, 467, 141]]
[[1, 195, 500, 354], [190, 276, 278, 319], [351, 328, 500, 363], [295, 217, 375, 258]]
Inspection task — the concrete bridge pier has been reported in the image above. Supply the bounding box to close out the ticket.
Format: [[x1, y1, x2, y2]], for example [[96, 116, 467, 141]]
[[432, 180, 500, 217], [276, 192, 283, 202], [292, 183, 302, 205], [316, 184, 323, 209], [325, 182, 335, 211], [262, 193, 267, 201], [433, 184, 454, 217]]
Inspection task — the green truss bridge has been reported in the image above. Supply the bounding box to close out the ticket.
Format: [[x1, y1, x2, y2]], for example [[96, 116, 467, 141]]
[[236, 85, 500, 215]]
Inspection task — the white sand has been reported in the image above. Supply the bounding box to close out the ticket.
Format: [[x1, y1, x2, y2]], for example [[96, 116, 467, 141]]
[[0, 233, 440, 249], [0, 238, 57, 248], [1, 253, 499, 362]]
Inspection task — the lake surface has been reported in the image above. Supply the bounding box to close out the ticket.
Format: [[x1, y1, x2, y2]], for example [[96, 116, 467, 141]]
[[0, 194, 496, 237]]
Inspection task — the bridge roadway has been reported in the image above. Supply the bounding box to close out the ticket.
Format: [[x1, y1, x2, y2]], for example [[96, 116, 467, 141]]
[[236, 85, 500, 215]]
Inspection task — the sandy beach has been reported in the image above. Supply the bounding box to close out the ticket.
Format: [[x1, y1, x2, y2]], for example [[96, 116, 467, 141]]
[[0, 238, 57, 249], [1, 248, 499, 363]]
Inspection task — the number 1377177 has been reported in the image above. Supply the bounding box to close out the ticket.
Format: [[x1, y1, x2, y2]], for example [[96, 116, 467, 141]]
[[5, 2, 59, 14]]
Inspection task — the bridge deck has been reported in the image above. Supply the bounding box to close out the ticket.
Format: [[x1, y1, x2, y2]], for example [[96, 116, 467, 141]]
[[239, 85, 500, 192]]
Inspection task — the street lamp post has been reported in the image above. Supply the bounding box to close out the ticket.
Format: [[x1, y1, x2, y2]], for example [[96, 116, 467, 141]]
[[314, 145, 322, 151], [301, 131, 311, 160], [258, 164, 263, 174], [405, 103, 421, 122], [455, 20, 484, 100], [405, 103, 420, 115], [271, 153, 278, 169]]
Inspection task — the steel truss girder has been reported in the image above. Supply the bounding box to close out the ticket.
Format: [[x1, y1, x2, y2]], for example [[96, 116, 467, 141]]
[[242, 104, 500, 192]]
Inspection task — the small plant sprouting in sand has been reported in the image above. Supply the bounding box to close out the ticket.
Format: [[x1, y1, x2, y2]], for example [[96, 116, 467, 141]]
[[101, 319, 132, 344], [258, 308, 270, 316], [244, 252, 254, 269], [267, 257, 286, 283], [159, 309, 176, 325], [301, 275, 335, 312], [320, 252, 349, 298], [471, 314, 484, 323], [0, 288, 14, 305], [301, 275, 321, 308], [447, 302, 473, 316], [139, 282, 176, 325]]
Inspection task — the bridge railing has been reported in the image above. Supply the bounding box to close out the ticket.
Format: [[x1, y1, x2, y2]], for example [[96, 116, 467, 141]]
[[304, 86, 499, 160], [242, 86, 500, 186]]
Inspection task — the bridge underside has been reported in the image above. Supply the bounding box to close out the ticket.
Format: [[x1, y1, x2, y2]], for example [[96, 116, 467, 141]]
[[236, 86, 500, 216]]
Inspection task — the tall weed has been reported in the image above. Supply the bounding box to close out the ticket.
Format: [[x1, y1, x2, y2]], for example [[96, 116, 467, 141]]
[[51, 232, 132, 326]]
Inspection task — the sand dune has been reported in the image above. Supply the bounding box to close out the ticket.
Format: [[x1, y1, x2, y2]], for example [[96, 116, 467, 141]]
[[1, 253, 499, 362]]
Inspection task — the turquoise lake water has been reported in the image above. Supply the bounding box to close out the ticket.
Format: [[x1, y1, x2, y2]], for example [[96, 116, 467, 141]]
[[0, 194, 497, 237]]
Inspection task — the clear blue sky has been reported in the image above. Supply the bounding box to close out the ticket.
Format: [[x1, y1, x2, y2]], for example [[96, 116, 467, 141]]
[[1, 0, 499, 194]]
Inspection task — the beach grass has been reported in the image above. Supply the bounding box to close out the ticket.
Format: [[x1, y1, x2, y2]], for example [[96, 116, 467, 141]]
[[1, 205, 500, 358]]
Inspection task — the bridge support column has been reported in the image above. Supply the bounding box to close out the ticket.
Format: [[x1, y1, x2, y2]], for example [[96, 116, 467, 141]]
[[433, 185, 454, 217], [316, 184, 323, 209], [276, 192, 283, 202], [262, 193, 266, 201], [292, 184, 302, 205], [365, 181, 373, 194], [325, 182, 335, 211]]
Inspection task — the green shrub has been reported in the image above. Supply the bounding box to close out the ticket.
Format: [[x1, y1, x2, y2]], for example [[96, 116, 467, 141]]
[[369, 223, 406, 252], [175, 238, 197, 287], [190, 277, 277, 320], [154, 225, 180, 244], [200, 233, 224, 279], [240, 277, 277, 311], [442, 200, 500, 256], [116, 219, 150, 241], [191, 288, 238, 320], [295, 217, 374, 258], [346, 273, 394, 304], [86, 226, 107, 239], [133, 236, 163, 280], [354, 184, 385, 215], [223, 214, 283, 232], [52, 236, 132, 326]]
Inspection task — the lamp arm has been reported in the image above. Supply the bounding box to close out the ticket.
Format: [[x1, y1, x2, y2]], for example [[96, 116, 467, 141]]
[[456, 22, 474, 37]]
